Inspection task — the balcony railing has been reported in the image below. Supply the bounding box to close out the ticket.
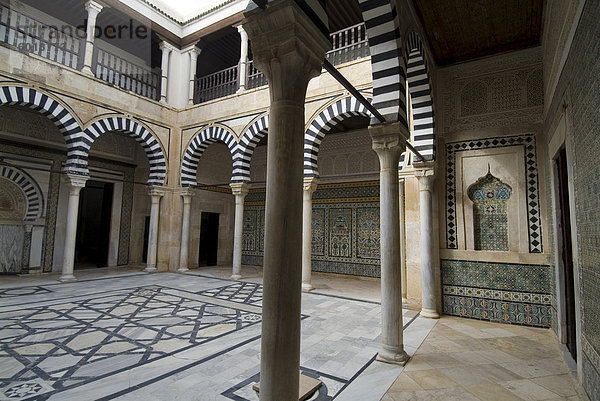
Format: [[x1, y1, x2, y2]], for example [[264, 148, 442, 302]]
[[193, 22, 370, 104], [93, 48, 160, 101], [193, 64, 238, 104], [0, 3, 84, 70]]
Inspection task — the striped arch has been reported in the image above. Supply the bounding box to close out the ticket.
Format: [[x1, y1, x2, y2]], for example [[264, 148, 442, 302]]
[[234, 114, 269, 183], [0, 86, 86, 174], [304, 96, 372, 178], [406, 32, 435, 160], [181, 125, 238, 187], [358, 0, 407, 127], [83, 117, 167, 186], [0, 165, 44, 222]]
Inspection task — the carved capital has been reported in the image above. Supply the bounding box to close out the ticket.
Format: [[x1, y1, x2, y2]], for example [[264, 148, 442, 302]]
[[183, 45, 201, 58], [230, 182, 251, 198], [243, 0, 331, 102], [159, 41, 176, 53], [84, 1, 103, 16], [303, 177, 318, 194], [179, 188, 194, 204], [148, 186, 166, 201], [64, 174, 88, 196], [369, 122, 409, 171]]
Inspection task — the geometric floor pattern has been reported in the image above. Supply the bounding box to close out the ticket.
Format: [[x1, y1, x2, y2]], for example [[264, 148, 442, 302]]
[[0, 285, 262, 400], [0, 273, 434, 401]]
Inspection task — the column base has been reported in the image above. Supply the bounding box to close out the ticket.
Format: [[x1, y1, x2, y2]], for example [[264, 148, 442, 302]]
[[58, 274, 76, 282], [302, 282, 314, 292], [230, 274, 242, 280], [177, 267, 189, 273], [81, 66, 94, 76], [376, 345, 410, 365], [144, 266, 158, 273], [420, 308, 440, 319]]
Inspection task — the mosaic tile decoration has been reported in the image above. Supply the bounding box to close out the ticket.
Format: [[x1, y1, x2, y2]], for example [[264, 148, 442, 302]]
[[242, 182, 381, 277], [221, 366, 347, 401], [583, 336, 600, 401], [468, 170, 512, 251], [445, 134, 543, 252], [442, 259, 552, 327], [0, 285, 263, 399], [0, 286, 52, 298]]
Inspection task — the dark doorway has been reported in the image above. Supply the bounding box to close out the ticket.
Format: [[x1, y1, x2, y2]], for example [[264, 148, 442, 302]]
[[142, 216, 150, 263], [556, 148, 577, 361], [198, 212, 219, 266], [75, 180, 113, 269]]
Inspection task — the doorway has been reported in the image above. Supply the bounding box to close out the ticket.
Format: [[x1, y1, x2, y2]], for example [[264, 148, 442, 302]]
[[556, 148, 577, 361], [74, 180, 113, 269], [198, 212, 219, 266]]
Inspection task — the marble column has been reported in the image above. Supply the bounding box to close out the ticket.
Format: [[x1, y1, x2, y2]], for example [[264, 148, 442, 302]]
[[81, 1, 103, 76], [414, 163, 439, 318], [370, 122, 410, 365], [59, 174, 88, 282], [243, 1, 330, 399], [178, 189, 193, 273], [399, 177, 408, 305], [159, 41, 174, 104], [230, 182, 250, 280], [145, 187, 164, 273], [302, 177, 318, 292], [237, 25, 249, 92], [187, 46, 201, 105]]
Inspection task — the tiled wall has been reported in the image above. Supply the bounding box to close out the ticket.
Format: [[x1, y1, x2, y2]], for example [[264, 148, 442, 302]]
[[442, 259, 552, 327], [544, 2, 600, 398], [242, 181, 381, 277]]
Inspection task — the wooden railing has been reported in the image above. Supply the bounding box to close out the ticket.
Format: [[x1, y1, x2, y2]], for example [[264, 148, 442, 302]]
[[193, 23, 370, 104], [193, 64, 238, 104], [0, 3, 84, 69], [93, 48, 160, 100], [326, 22, 369, 66]]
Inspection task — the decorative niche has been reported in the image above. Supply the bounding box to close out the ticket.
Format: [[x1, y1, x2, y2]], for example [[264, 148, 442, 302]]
[[467, 167, 512, 251]]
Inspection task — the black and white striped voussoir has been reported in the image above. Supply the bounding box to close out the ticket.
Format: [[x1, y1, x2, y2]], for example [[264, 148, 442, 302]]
[[233, 115, 269, 184], [181, 125, 238, 187], [406, 32, 434, 161], [84, 117, 167, 186], [0, 165, 44, 222], [304, 96, 372, 178], [358, 0, 407, 127]]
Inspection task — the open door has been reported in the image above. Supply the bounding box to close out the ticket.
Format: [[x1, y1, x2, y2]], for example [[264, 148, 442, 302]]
[[198, 212, 219, 266]]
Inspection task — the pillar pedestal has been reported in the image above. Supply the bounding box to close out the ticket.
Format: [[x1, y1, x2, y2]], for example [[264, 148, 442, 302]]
[[302, 177, 318, 292], [243, 1, 331, 399], [81, 1, 103, 76], [230, 183, 251, 280], [59, 174, 88, 282], [178, 189, 193, 273], [414, 162, 440, 319], [144, 187, 165, 273], [370, 122, 410, 365]]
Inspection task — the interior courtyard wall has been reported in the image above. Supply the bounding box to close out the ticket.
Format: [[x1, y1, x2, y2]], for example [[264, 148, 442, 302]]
[[542, 1, 600, 397], [435, 47, 552, 327]]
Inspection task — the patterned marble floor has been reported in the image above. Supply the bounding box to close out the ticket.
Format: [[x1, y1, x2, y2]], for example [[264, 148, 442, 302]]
[[0, 272, 434, 400]]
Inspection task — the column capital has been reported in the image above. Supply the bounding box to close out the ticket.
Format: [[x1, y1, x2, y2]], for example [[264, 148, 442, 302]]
[[303, 177, 318, 194], [183, 45, 201, 57], [178, 188, 194, 202], [159, 41, 176, 53], [242, 0, 331, 102], [85, 0, 103, 15], [230, 182, 251, 197], [237, 24, 247, 34], [64, 173, 88, 189], [148, 187, 166, 198], [369, 122, 409, 170], [414, 162, 436, 191]]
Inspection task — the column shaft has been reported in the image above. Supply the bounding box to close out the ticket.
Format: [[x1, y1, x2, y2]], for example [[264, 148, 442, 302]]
[[81, 1, 103, 76], [231, 183, 250, 279], [302, 177, 317, 292], [399, 178, 408, 304], [178, 192, 192, 272], [159, 42, 172, 103], [237, 25, 249, 92], [416, 170, 439, 318], [59, 174, 88, 282], [188, 48, 200, 105], [243, 1, 330, 399], [145, 188, 164, 273], [371, 123, 410, 365]]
